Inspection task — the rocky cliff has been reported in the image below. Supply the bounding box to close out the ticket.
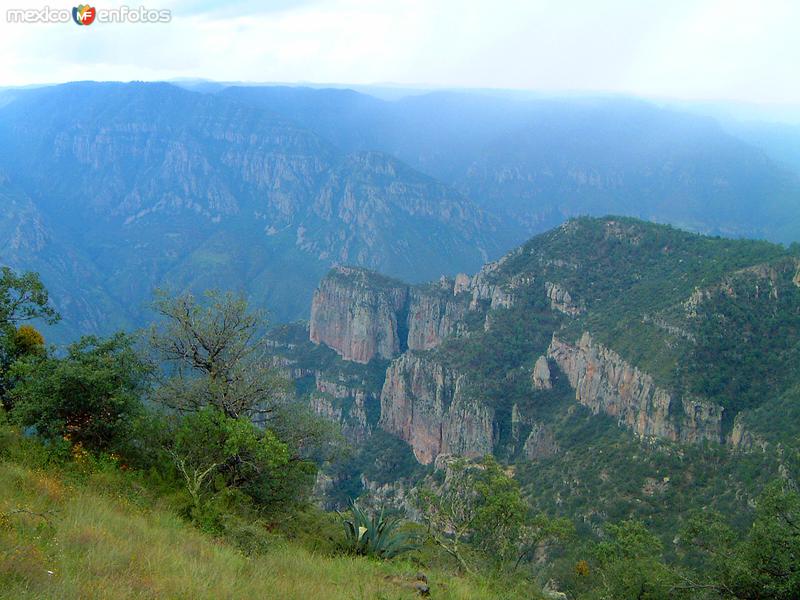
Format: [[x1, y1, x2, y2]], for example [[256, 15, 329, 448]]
[[308, 258, 519, 362], [310, 375, 379, 444], [379, 353, 494, 464], [548, 332, 724, 443], [306, 218, 800, 475], [510, 403, 558, 459], [291, 218, 800, 535], [309, 267, 408, 363], [405, 286, 469, 351]]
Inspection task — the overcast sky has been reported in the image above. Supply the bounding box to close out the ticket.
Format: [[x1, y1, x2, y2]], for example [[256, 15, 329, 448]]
[[1, 0, 799, 105]]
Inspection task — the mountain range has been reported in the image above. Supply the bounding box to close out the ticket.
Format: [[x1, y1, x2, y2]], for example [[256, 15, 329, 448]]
[[0, 82, 799, 341]]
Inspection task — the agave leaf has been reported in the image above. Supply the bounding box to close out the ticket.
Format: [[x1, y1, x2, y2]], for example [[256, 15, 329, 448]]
[[338, 501, 420, 559]]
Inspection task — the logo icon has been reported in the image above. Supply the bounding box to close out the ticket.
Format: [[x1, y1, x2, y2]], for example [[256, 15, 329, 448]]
[[72, 4, 96, 25]]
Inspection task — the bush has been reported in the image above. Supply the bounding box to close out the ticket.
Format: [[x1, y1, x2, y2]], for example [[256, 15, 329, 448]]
[[9, 334, 148, 453], [167, 407, 320, 520]]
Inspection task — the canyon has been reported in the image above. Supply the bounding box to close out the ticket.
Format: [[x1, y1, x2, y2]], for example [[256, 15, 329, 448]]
[[300, 217, 796, 468]]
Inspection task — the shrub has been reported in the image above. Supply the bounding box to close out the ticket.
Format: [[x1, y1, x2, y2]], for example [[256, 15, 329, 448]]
[[9, 334, 149, 452], [166, 407, 321, 521]]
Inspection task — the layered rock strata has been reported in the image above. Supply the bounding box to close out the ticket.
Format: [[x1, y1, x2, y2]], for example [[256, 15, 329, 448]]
[[548, 332, 723, 443], [379, 353, 494, 464]]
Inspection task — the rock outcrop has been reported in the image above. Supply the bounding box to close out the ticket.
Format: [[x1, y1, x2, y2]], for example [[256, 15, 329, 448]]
[[309, 264, 515, 361], [728, 415, 768, 451], [510, 403, 558, 459], [309, 266, 408, 363], [532, 355, 553, 390], [523, 423, 559, 460], [379, 353, 494, 464], [548, 332, 723, 443], [545, 281, 583, 315], [310, 376, 379, 443]]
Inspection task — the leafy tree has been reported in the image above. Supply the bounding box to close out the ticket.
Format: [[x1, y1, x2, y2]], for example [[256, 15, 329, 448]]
[[585, 519, 679, 600], [683, 481, 800, 599], [0, 268, 59, 408], [513, 512, 575, 570], [417, 456, 570, 573], [12, 325, 46, 357], [0, 325, 47, 412], [9, 334, 149, 452], [169, 407, 290, 515], [0, 267, 59, 328], [147, 289, 289, 419]]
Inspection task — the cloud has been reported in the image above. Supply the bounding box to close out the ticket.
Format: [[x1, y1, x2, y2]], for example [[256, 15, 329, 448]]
[[170, 0, 322, 18], [0, 0, 798, 104]]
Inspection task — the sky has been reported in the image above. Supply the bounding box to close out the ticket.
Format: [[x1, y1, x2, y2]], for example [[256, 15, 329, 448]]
[[1, 0, 799, 106]]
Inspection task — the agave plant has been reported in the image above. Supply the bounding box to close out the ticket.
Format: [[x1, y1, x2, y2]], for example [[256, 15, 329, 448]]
[[339, 501, 418, 559]]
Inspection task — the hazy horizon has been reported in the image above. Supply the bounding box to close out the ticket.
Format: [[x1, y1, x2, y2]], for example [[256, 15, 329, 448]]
[[4, 78, 800, 126], [2, 0, 799, 107]]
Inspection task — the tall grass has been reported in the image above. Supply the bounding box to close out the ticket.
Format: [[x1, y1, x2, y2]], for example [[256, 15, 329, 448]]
[[0, 461, 538, 599]]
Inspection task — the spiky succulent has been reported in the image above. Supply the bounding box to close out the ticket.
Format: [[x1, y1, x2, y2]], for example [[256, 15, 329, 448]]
[[339, 501, 418, 559]]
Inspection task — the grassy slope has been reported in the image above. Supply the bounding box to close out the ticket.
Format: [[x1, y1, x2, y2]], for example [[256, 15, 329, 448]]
[[0, 459, 529, 600]]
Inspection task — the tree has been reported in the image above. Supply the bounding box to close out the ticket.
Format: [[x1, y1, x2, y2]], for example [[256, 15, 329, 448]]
[[147, 290, 289, 419], [0, 268, 60, 408], [147, 290, 324, 516], [13, 325, 46, 357], [417, 456, 570, 573], [683, 480, 800, 599], [0, 267, 59, 329], [169, 407, 290, 516], [9, 334, 149, 452], [587, 519, 678, 600]]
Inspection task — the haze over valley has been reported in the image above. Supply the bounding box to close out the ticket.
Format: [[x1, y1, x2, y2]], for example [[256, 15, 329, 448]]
[[2, 81, 799, 341]]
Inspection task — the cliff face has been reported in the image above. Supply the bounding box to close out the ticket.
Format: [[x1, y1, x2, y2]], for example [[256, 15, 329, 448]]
[[523, 423, 559, 460], [406, 287, 468, 351], [309, 264, 513, 361], [548, 332, 724, 443], [510, 403, 558, 460], [270, 344, 380, 445], [309, 267, 408, 363], [310, 376, 379, 443], [532, 355, 553, 390], [379, 353, 494, 464], [545, 281, 583, 315]]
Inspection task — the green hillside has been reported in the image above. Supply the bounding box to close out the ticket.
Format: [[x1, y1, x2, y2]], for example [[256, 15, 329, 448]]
[[280, 217, 800, 566], [0, 450, 526, 600]]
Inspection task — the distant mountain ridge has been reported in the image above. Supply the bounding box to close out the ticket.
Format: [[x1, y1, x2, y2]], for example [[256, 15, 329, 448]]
[[0, 82, 505, 340], [1, 81, 799, 340], [222, 87, 800, 241]]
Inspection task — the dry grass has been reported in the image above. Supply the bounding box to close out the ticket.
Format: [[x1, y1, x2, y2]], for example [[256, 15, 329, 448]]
[[0, 461, 531, 599]]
